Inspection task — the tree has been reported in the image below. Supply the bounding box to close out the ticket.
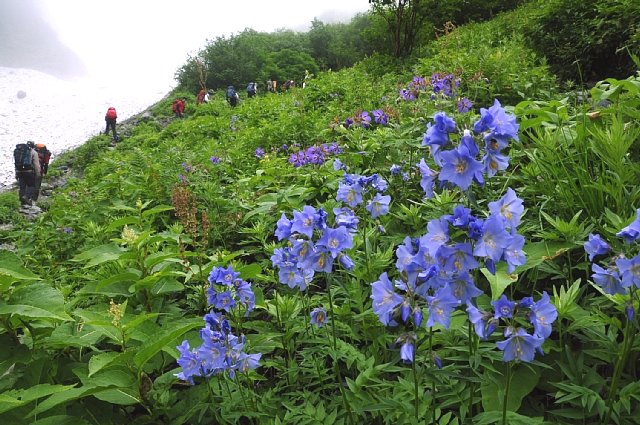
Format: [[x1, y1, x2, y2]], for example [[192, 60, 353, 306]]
[[369, 0, 430, 57]]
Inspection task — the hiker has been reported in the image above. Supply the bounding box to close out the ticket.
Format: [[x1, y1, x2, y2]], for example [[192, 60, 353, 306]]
[[104, 106, 118, 141], [172, 98, 185, 117], [226, 86, 239, 107], [283, 80, 295, 90], [28, 143, 51, 202], [14, 141, 41, 206], [196, 88, 207, 105], [246, 82, 257, 98]]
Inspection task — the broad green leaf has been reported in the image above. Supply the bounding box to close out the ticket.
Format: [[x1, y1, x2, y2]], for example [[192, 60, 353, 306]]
[[480, 266, 517, 300], [519, 240, 578, 272], [93, 387, 141, 405], [95, 271, 141, 291], [121, 313, 159, 332], [141, 204, 174, 218], [28, 386, 102, 417], [0, 304, 71, 322], [71, 243, 125, 268], [481, 363, 540, 412], [151, 277, 184, 295], [30, 415, 90, 425], [0, 250, 40, 282], [2, 282, 72, 321], [0, 383, 76, 414], [88, 352, 121, 377], [105, 216, 139, 232], [134, 319, 202, 369]]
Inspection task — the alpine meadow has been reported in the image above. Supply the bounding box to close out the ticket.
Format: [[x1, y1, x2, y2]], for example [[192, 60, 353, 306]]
[[1, 0, 640, 424]]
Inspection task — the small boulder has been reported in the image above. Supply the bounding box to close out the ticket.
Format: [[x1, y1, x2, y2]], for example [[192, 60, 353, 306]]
[[17, 90, 27, 99]]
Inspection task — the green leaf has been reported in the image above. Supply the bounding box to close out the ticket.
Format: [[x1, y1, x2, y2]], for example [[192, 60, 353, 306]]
[[71, 243, 125, 268], [0, 383, 76, 414], [141, 205, 174, 218], [30, 415, 91, 425], [481, 363, 540, 412], [151, 277, 184, 295], [92, 387, 141, 405], [88, 352, 122, 377], [28, 386, 102, 417], [0, 250, 40, 283], [480, 266, 517, 300], [2, 282, 72, 321], [133, 319, 202, 370]]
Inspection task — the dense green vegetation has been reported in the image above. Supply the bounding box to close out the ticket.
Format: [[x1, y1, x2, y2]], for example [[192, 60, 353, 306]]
[[1, 1, 640, 424]]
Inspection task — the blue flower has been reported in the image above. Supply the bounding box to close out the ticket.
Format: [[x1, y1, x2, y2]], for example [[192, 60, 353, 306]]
[[336, 182, 363, 208], [616, 255, 640, 288], [529, 292, 557, 339], [617, 209, 640, 243], [291, 205, 318, 238], [503, 233, 526, 273], [371, 272, 404, 325], [426, 287, 459, 329], [275, 213, 292, 241], [418, 158, 437, 198], [310, 307, 328, 327], [492, 295, 515, 319], [366, 193, 391, 218], [473, 215, 511, 262], [584, 233, 610, 262], [390, 164, 402, 175], [175, 341, 201, 384], [488, 188, 524, 229], [466, 302, 495, 340], [255, 147, 265, 158], [316, 226, 353, 258], [438, 145, 484, 191], [210, 156, 221, 164], [397, 333, 416, 363], [457, 97, 473, 113], [372, 109, 388, 125], [496, 328, 544, 362], [591, 264, 625, 295], [446, 272, 483, 303]]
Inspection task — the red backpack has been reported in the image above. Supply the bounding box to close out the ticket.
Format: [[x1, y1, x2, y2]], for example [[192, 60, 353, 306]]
[[106, 107, 117, 120], [35, 143, 52, 175]]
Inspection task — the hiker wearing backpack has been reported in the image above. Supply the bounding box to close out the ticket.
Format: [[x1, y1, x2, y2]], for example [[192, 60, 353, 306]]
[[226, 86, 239, 107], [14, 141, 42, 206], [246, 82, 257, 98], [172, 98, 185, 117], [104, 107, 119, 141], [196, 89, 206, 105], [29, 143, 52, 202]]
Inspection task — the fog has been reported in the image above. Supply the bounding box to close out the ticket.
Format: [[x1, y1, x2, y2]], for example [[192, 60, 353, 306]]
[[1, 0, 370, 90]]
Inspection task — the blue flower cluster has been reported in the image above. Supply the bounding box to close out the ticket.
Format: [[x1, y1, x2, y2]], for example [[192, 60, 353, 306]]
[[272, 205, 357, 291], [467, 292, 557, 362], [370, 188, 551, 363], [420, 99, 519, 194], [175, 311, 261, 384], [585, 209, 640, 302], [335, 172, 391, 220], [399, 74, 460, 101], [288, 142, 343, 167], [207, 265, 256, 314], [175, 265, 260, 384]]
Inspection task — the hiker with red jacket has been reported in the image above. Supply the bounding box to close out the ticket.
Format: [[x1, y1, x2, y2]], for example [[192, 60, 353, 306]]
[[104, 106, 119, 141], [196, 89, 206, 105], [172, 98, 186, 118]]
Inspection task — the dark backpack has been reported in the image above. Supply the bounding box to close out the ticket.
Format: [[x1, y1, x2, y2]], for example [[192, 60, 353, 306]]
[[247, 83, 255, 93], [14, 143, 33, 171], [35, 144, 52, 175]]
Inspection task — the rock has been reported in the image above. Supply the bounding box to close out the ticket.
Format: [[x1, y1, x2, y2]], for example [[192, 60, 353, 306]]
[[16, 90, 27, 99]]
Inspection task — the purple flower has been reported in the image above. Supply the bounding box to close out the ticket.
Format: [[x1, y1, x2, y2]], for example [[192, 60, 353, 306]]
[[255, 147, 265, 158], [482, 151, 510, 177], [62, 227, 73, 234], [366, 193, 391, 219], [584, 233, 610, 262], [457, 97, 473, 113], [390, 164, 402, 176], [496, 328, 544, 362], [397, 333, 416, 363], [446, 272, 483, 303], [418, 158, 437, 198], [503, 233, 526, 273], [466, 302, 495, 340], [438, 145, 484, 191], [473, 99, 519, 142], [310, 307, 328, 327], [371, 272, 403, 325], [616, 209, 640, 243], [210, 156, 221, 164], [372, 109, 388, 125]]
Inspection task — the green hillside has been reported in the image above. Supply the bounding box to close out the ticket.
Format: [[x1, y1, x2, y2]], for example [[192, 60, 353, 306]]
[[1, 1, 639, 424]]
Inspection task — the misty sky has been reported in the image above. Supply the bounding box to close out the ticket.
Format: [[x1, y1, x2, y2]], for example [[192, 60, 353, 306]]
[[1, 0, 369, 92]]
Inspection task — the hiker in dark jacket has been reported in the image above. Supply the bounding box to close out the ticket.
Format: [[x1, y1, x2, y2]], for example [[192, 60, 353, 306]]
[[226, 86, 239, 107], [15, 141, 41, 206], [105, 106, 118, 141]]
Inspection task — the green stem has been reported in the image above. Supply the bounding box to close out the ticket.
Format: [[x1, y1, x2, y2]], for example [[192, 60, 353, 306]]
[[468, 321, 475, 419], [326, 276, 355, 425], [602, 316, 634, 425], [502, 362, 512, 425], [273, 289, 291, 387], [412, 357, 419, 421], [430, 326, 436, 425]]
